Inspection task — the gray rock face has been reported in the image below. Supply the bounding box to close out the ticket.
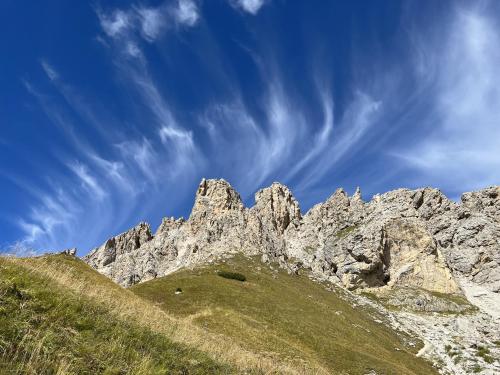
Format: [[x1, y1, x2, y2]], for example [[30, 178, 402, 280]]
[[253, 183, 301, 235], [462, 186, 500, 222], [83, 180, 500, 293], [84, 222, 153, 285]]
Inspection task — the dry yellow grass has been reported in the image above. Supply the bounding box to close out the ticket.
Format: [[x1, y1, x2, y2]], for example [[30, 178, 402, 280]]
[[7, 255, 325, 374], [1, 256, 228, 374]]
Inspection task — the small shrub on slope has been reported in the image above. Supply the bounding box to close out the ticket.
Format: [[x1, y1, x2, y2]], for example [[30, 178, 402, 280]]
[[217, 271, 246, 282]]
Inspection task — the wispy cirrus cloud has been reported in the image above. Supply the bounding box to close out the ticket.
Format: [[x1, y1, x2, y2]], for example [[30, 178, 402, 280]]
[[13, 183, 83, 252], [113, 52, 204, 182], [98, 9, 132, 38], [136, 0, 200, 41], [200, 82, 305, 193], [116, 137, 159, 184], [17, 72, 142, 252], [10, 2, 205, 253], [199, 74, 380, 199], [40, 60, 59, 81], [393, 3, 500, 193], [13, 1, 383, 255], [137, 7, 166, 41], [231, 0, 267, 15], [96, 0, 203, 170], [68, 161, 107, 200], [97, 0, 199, 45], [174, 0, 199, 26], [14, 0, 497, 257]]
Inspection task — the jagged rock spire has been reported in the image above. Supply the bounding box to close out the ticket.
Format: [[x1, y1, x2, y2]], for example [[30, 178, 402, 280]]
[[352, 187, 362, 202], [254, 182, 301, 234], [191, 178, 244, 217]]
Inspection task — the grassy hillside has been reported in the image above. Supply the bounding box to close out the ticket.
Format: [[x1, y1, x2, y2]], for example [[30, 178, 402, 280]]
[[1, 254, 310, 374], [0, 255, 229, 374], [131, 255, 439, 375]]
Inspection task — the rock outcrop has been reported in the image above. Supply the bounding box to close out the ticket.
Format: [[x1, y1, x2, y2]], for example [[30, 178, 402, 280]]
[[84, 222, 153, 285], [61, 248, 77, 256], [83, 179, 500, 294]]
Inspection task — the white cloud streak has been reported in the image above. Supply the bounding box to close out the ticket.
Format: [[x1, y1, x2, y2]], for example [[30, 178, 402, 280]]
[[40, 60, 59, 81], [174, 0, 199, 26], [11, 142, 145, 252], [96, 1, 204, 183], [284, 89, 334, 180], [97, 0, 199, 48], [116, 138, 159, 184], [98, 9, 132, 38], [20, 60, 188, 251], [69, 162, 107, 200], [294, 92, 381, 191], [137, 7, 166, 41], [14, 186, 84, 252], [232, 0, 267, 15], [200, 82, 307, 192], [89, 154, 131, 191], [200, 77, 380, 198], [118, 58, 204, 182], [16, 1, 438, 255], [397, 4, 500, 192]]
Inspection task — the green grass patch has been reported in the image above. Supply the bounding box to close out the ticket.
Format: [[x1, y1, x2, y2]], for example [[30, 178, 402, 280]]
[[0, 256, 229, 375], [472, 364, 482, 373], [476, 345, 494, 364], [428, 290, 477, 308], [363, 287, 477, 315], [335, 225, 358, 239], [132, 254, 438, 374]]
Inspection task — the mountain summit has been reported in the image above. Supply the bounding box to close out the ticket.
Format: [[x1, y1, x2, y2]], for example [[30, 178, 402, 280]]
[[84, 179, 500, 295]]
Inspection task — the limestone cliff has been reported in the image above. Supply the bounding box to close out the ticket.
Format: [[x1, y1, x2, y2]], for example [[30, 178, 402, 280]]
[[83, 179, 500, 294]]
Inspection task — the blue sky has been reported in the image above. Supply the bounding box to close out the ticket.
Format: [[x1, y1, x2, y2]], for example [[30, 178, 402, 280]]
[[1, 0, 500, 255]]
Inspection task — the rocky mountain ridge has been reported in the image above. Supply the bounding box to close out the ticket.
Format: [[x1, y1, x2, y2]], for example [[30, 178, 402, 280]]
[[84, 179, 500, 295]]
